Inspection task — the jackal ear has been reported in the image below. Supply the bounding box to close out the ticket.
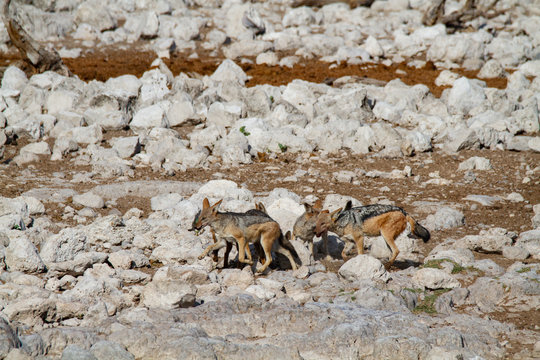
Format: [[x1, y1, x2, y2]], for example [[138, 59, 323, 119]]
[[303, 203, 314, 214], [212, 199, 223, 209], [202, 198, 210, 209], [330, 207, 342, 221], [257, 202, 267, 213], [313, 199, 323, 210], [344, 200, 353, 211]]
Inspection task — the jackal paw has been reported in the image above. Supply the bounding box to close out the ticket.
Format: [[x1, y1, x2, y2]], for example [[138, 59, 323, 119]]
[[197, 254, 205, 260]]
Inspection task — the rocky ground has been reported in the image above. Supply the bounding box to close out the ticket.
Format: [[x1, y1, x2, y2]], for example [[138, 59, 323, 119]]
[[0, 0, 539, 359]]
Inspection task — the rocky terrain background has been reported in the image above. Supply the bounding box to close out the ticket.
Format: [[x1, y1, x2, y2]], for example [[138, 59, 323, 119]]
[[0, 0, 539, 359]]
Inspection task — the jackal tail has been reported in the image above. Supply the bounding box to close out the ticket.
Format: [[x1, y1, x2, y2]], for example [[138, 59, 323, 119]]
[[406, 214, 430, 243]]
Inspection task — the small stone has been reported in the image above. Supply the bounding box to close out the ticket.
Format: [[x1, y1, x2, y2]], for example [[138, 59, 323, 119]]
[[72, 192, 105, 209]]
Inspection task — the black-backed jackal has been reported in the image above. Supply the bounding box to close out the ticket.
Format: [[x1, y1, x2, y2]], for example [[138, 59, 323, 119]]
[[315, 201, 430, 269], [287, 199, 329, 260], [190, 198, 298, 272]]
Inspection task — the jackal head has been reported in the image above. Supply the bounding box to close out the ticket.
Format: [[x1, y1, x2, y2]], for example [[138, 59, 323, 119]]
[[291, 199, 322, 239], [189, 198, 222, 231], [315, 207, 342, 237]]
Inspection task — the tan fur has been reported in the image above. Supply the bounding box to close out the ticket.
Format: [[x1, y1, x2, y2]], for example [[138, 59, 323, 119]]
[[194, 198, 293, 272], [316, 209, 410, 269]]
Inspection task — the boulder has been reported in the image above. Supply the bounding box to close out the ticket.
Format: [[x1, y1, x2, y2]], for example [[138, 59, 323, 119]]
[[413, 268, 461, 290], [5, 235, 45, 274], [338, 255, 390, 283]]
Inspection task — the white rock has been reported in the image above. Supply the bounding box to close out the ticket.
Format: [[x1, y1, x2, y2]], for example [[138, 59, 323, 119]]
[[155, 265, 210, 285], [446, 77, 486, 115], [443, 126, 479, 153], [138, 69, 170, 106], [223, 40, 273, 59], [265, 197, 304, 233], [519, 60, 540, 77], [413, 268, 461, 290], [110, 136, 140, 158], [51, 137, 79, 160], [456, 228, 514, 253], [141, 281, 196, 309], [196, 180, 253, 202], [405, 130, 432, 153], [532, 204, 540, 228], [74, 0, 116, 31], [338, 255, 390, 283], [220, 268, 255, 289], [5, 235, 45, 273], [142, 11, 159, 38], [1, 66, 28, 92], [212, 131, 251, 165], [83, 104, 127, 131], [424, 207, 464, 231], [225, 3, 252, 39], [210, 59, 248, 86], [172, 17, 204, 41], [283, 7, 317, 27], [515, 229, 540, 259], [256, 52, 279, 66], [458, 156, 492, 171], [323, 194, 362, 212], [19, 141, 50, 155], [256, 277, 284, 292], [245, 284, 276, 300], [167, 96, 196, 127], [72, 192, 105, 209], [363, 36, 383, 57], [207, 101, 243, 127], [425, 248, 475, 267], [130, 103, 169, 130], [60, 124, 103, 145], [473, 259, 505, 276], [151, 193, 184, 211], [502, 246, 530, 260], [19, 196, 45, 215], [486, 35, 531, 68], [528, 137, 540, 152], [506, 192, 524, 202], [478, 59, 505, 79], [108, 250, 149, 270], [150, 231, 204, 265], [105, 75, 141, 98], [46, 90, 79, 114]]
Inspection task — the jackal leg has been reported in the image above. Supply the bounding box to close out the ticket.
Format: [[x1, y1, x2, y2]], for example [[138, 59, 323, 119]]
[[321, 231, 330, 259], [381, 217, 406, 270], [276, 244, 298, 271], [353, 234, 364, 256], [236, 236, 254, 266], [211, 229, 220, 262], [257, 235, 274, 273], [198, 239, 227, 260], [223, 241, 233, 268], [308, 241, 315, 259]]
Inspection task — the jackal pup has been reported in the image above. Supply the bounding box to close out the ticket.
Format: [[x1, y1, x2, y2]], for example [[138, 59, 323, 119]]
[[315, 201, 430, 269], [191, 198, 298, 272], [287, 200, 329, 260]]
